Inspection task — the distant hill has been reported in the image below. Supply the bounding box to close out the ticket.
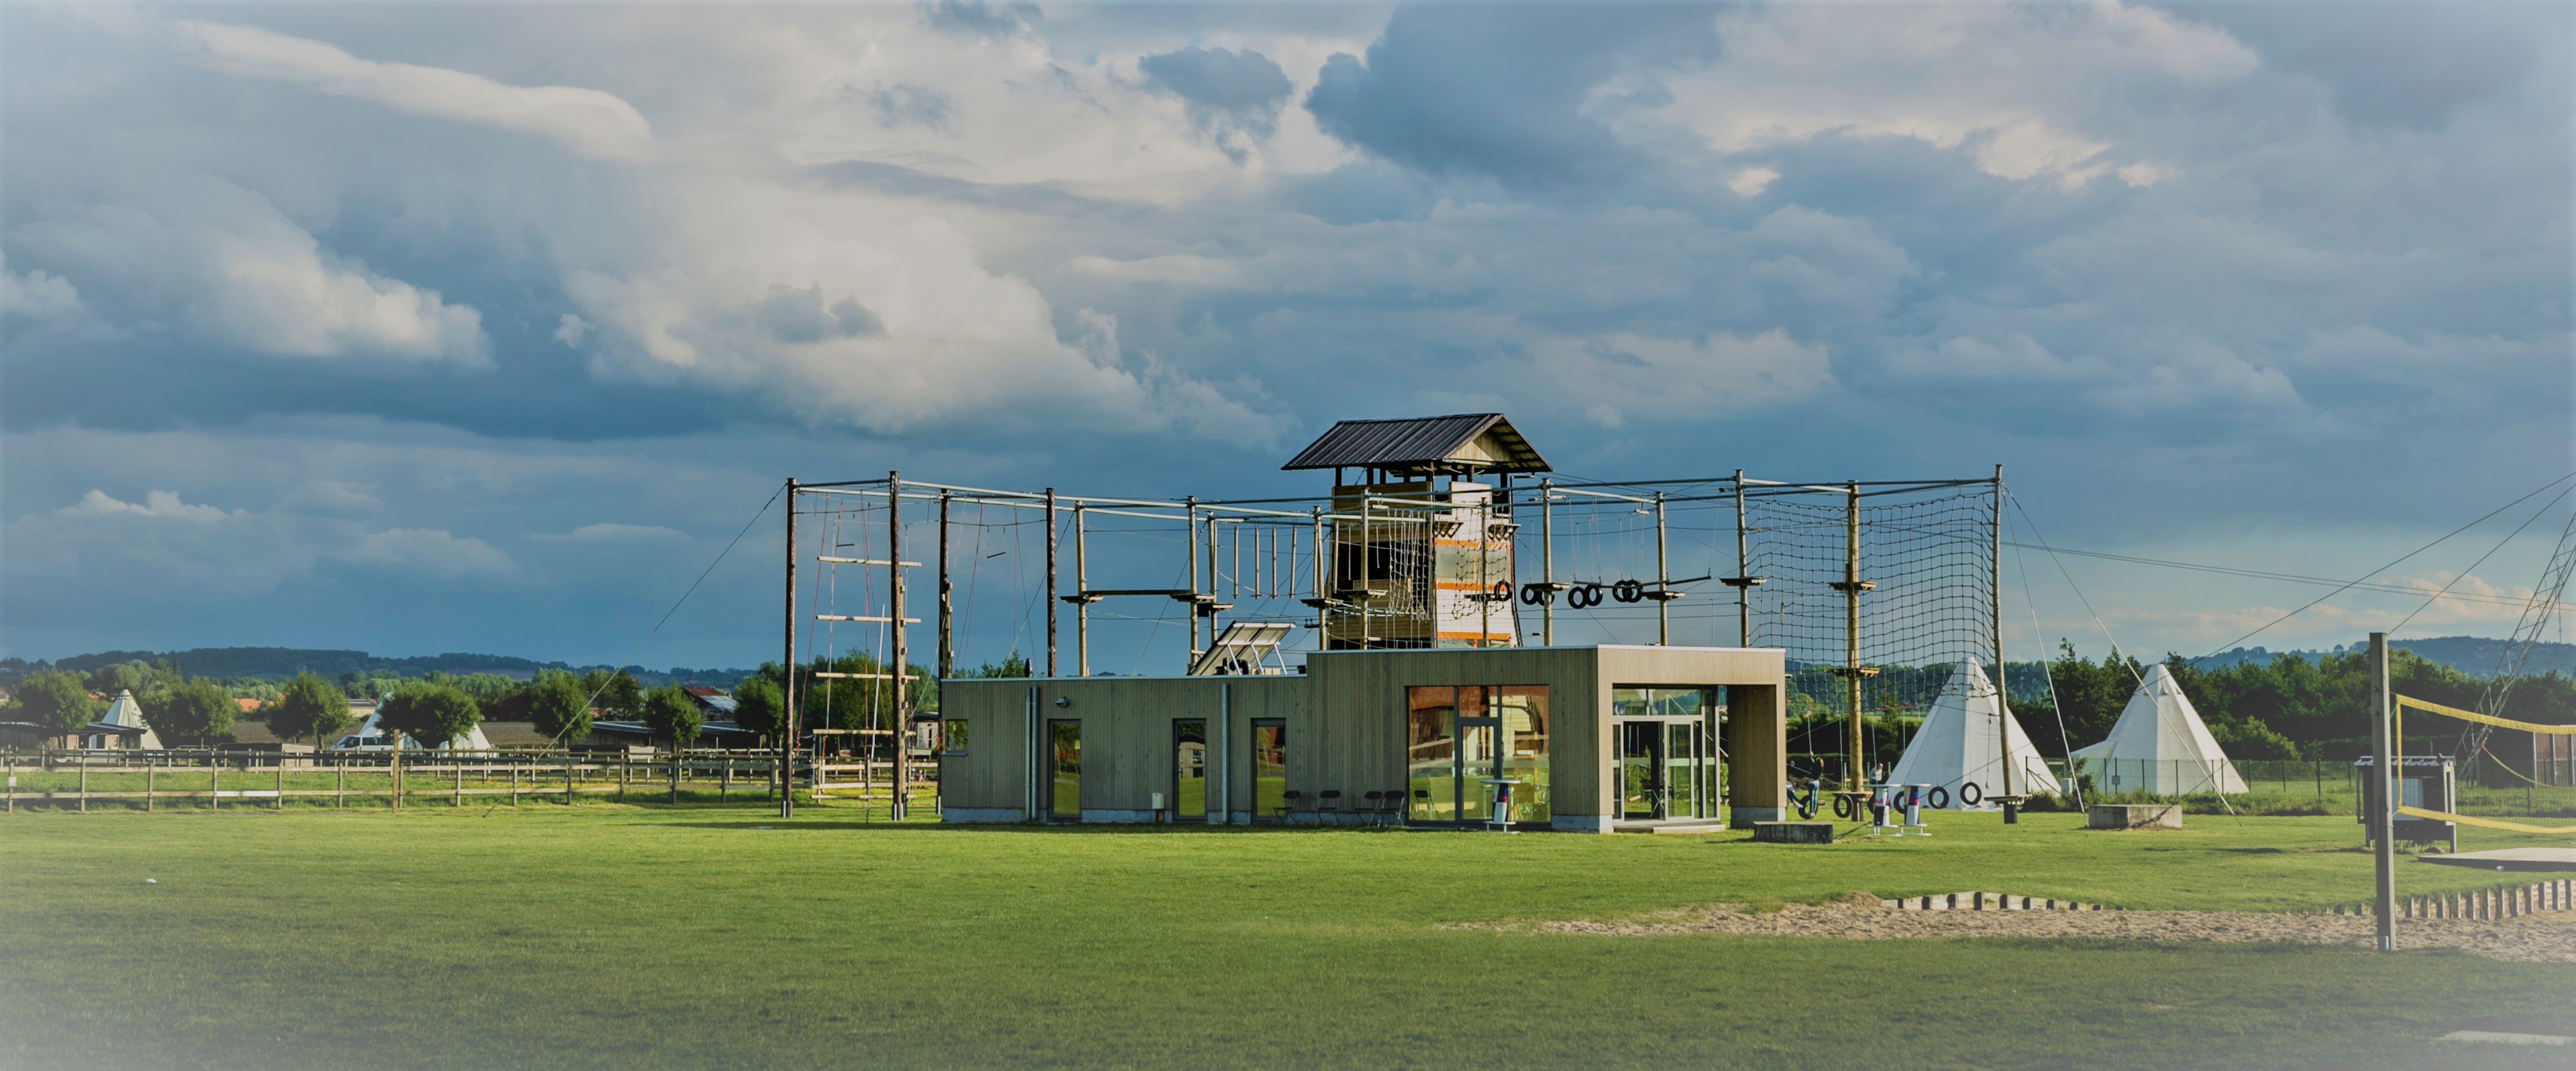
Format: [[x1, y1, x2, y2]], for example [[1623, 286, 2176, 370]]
[[2198, 636, 2576, 679], [0, 647, 757, 687]]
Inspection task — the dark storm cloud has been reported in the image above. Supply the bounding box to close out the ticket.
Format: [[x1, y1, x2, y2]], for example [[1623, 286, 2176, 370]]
[[1140, 45, 1293, 157], [1303, 3, 1718, 189]]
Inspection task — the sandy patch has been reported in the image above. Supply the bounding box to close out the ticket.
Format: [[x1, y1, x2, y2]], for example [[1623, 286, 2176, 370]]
[[1456, 896, 2576, 964]]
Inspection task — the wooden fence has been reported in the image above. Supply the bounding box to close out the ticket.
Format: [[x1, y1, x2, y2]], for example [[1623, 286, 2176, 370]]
[[0, 748, 937, 814]]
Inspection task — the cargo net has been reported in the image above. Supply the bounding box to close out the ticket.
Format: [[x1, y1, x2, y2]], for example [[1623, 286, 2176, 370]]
[[1745, 489, 1999, 720]]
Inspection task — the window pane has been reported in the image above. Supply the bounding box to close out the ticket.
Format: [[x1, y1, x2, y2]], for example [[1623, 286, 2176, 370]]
[[1174, 719, 1207, 818], [1498, 685, 1549, 823], [1049, 721, 1079, 818], [943, 719, 969, 754], [1252, 721, 1287, 820], [1406, 687, 1456, 821], [1612, 688, 1648, 719], [1670, 722, 1698, 819]]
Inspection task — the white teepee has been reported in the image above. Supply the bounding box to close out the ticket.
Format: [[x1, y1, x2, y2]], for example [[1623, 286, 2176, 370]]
[[100, 688, 164, 750], [1887, 661, 2060, 808], [2070, 663, 2246, 794]]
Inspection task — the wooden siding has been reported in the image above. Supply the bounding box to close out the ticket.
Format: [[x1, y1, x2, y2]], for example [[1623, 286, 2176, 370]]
[[935, 645, 1784, 826]]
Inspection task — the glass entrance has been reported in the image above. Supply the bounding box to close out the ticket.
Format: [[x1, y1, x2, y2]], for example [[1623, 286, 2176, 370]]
[[1620, 721, 1666, 819], [1250, 720, 1287, 821], [1048, 720, 1080, 819], [1457, 717, 1499, 822], [1173, 719, 1207, 819], [1404, 686, 1550, 824]]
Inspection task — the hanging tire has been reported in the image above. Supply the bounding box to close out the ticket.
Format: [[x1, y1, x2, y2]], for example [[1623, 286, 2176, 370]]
[[1492, 581, 1514, 604], [1613, 579, 1644, 604], [1519, 583, 1544, 606], [1567, 585, 1594, 609], [1832, 794, 1853, 820], [1583, 582, 1605, 606], [1793, 792, 1816, 819], [1960, 782, 1981, 807], [1926, 786, 1950, 810]]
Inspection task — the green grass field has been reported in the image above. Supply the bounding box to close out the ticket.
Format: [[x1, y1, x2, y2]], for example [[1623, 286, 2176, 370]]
[[4, 807, 2573, 1069]]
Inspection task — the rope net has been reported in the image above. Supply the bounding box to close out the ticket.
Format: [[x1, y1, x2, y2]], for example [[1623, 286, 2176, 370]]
[[1744, 489, 1999, 720]]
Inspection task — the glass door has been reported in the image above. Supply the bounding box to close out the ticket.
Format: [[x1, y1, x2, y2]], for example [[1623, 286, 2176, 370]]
[[1620, 721, 1666, 819], [1251, 720, 1287, 821], [1668, 722, 1699, 819], [1048, 720, 1080, 819], [1456, 717, 1499, 822], [1173, 719, 1208, 819]]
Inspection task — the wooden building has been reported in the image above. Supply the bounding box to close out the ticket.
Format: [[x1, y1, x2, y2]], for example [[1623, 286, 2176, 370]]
[[936, 645, 1788, 832]]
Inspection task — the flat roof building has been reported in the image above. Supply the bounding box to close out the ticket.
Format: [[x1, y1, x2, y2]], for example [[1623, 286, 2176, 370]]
[[936, 644, 1788, 832]]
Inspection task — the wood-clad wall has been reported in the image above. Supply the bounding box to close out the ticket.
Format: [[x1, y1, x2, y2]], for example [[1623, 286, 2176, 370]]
[[938, 645, 1785, 826]]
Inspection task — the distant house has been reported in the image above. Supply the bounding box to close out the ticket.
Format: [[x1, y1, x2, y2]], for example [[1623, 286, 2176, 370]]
[[681, 687, 737, 717], [1, 688, 168, 751]]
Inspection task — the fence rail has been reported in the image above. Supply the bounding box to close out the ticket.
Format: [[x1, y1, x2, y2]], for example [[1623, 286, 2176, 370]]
[[0, 748, 937, 815]]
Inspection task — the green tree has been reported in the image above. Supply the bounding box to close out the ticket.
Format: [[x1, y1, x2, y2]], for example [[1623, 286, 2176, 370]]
[[5, 670, 100, 733], [267, 672, 352, 747], [527, 671, 592, 745], [378, 683, 482, 749], [582, 669, 644, 720], [144, 679, 238, 747], [731, 675, 784, 746], [642, 684, 702, 751]]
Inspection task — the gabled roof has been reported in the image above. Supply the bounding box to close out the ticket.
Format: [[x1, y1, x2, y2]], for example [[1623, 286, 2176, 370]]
[[1281, 414, 1549, 475]]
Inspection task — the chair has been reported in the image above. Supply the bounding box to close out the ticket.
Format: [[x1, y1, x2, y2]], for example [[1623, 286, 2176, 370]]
[[1318, 790, 1343, 824], [1384, 790, 1409, 824], [1279, 789, 1302, 819], [1361, 790, 1384, 825]]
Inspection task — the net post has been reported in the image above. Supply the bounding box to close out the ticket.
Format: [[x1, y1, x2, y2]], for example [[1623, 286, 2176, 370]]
[[1044, 487, 1058, 679], [1845, 482, 1864, 796], [1733, 471, 1749, 648], [2370, 631, 2395, 951], [937, 490, 953, 683], [1654, 491, 1670, 645], [1074, 504, 1090, 677], [781, 477, 798, 819], [1993, 464, 2016, 822], [889, 471, 907, 821], [1541, 478, 1555, 646]]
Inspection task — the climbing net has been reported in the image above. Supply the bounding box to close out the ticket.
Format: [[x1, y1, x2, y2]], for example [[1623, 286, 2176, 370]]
[[1745, 489, 1999, 720]]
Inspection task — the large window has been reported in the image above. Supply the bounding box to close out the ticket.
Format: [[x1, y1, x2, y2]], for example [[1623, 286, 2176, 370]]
[[1611, 687, 1725, 820], [1404, 686, 1549, 824], [1173, 719, 1208, 819], [1049, 720, 1080, 819], [1251, 720, 1287, 820]]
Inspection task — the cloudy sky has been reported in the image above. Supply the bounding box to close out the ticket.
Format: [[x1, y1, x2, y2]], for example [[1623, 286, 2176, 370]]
[[3, 1, 2569, 671]]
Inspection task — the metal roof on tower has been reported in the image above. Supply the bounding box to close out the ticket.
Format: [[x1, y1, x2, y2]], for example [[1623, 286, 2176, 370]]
[[1280, 413, 1549, 475]]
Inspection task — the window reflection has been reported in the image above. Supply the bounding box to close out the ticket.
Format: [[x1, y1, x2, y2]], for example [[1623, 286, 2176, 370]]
[[1174, 718, 1207, 819], [1049, 720, 1080, 819], [1251, 720, 1287, 821], [1402, 685, 1549, 824]]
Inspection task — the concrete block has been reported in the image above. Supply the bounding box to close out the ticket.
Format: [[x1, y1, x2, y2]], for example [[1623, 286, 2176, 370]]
[[2089, 803, 2182, 830], [1751, 821, 1835, 844]]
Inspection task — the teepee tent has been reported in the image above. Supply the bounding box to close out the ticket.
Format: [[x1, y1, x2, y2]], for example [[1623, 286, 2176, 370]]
[[1887, 661, 2060, 808], [2071, 663, 2245, 794], [98, 688, 164, 750]]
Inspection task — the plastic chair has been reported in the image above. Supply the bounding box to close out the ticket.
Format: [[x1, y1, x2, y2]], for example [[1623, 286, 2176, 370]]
[[1318, 790, 1343, 824], [1279, 789, 1302, 819]]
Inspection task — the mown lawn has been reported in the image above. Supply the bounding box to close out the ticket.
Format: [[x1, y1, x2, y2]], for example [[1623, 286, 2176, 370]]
[[3, 807, 2572, 1069]]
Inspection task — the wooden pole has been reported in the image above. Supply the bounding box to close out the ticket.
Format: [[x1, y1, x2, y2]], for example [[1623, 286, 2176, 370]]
[[277, 761, 286, 810], [1075, 505, 1090, 677], [1185, 497, 1201, 668], [890, 471, 907, 821], [146, 756, 155, 812], [937, 489, 954, 684], [1654, 492, 1670, 645], [1845, 482, 1865, 794], [2370, 632, 2396, 951], [78, 762, 87, 813], [782, 476, 799, 819], [337, 757, 345, 808], [1044, 487, 1058, 678], [215, 750, 225, 811], [1734, 470, 1751, 647], [1541, 478, 1554, 646], [1994, 464, 2017, 821]]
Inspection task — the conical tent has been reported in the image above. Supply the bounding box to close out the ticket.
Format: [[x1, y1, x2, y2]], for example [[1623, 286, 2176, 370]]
[[2071, 663, 2246, 794], [1887, 661, 2060, 808], [99, 688, 164, 750]]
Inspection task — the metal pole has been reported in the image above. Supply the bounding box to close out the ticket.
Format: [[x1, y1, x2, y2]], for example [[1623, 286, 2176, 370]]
[[1044, 487, 1058, 679], [1311, 507, 1328, 648], [1360, 492, 1374, 649], [1734, 470, 1750, 647], [781, 477, 799, 819], [1654, 491, 1670, 645], [1206, 509, 1221, 642], [1185, 497, 1201, 668], [2371, 631, 2396, 951], [889, 471, 907, 821], [1479, 498, 1491, 648], [1074, 505, 1090, 677], [1541, 478, 1554, 646], [938, 490, 954, 683], [1845, 482, 1865, 794], [1994, 464, 2016, 821]]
